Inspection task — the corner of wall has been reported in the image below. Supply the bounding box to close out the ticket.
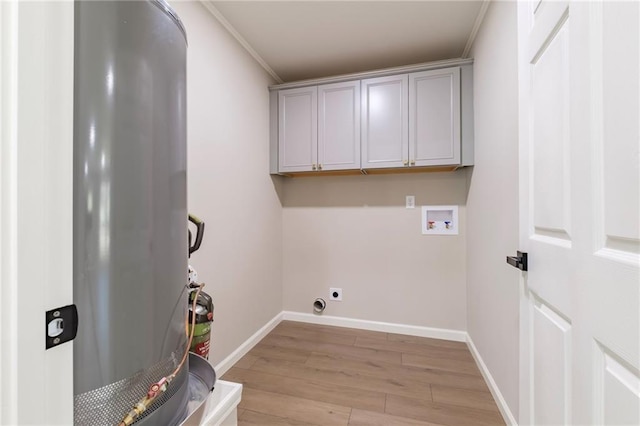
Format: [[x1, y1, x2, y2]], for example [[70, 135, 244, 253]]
[[171, 0, 284, 369], [465, 0, 520, 421]]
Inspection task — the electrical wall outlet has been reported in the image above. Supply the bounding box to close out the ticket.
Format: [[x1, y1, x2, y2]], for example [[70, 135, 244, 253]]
[[329, 288, 342, 301], [406, 195, 415, 209]]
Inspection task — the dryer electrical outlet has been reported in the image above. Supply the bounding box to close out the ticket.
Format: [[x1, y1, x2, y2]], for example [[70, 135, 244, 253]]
[[329, 288, 343, 301]]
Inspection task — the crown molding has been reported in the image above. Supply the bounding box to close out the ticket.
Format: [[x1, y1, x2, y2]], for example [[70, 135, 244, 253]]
[[200, 1, 284, 83], [269, 57, 473, 91], [462, 0, 491, 58]]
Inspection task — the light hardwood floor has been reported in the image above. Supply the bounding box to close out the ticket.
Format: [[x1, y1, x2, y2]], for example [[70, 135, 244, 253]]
[[221, 321, 505, 426]]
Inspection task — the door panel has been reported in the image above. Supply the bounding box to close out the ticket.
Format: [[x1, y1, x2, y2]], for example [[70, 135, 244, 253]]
[[583, 2, 640, 424], [278, 86, 317, 173], [529, 1, 568, 62], [318, 81, 360, 171], [361, 74, 408, 169], [527, 3, 573, 321], [595, 345, 640, 425], [532, 296, 571, 425], [409, 68, 460, 166], [531, 19, 571, 245], [598, 1, 640, 258]]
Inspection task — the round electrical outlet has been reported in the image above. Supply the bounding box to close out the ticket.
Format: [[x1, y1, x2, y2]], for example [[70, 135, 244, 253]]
[[329, 288, 342, 301]]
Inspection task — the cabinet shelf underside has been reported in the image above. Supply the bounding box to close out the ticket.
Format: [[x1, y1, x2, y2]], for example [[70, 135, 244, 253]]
[[278, 165, 462, 177]]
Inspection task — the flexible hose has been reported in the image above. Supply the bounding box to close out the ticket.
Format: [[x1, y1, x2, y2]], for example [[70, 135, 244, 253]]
[[117, 283, 205, 426], [170, 283, 204, 379], [159, 283, 189, 357]]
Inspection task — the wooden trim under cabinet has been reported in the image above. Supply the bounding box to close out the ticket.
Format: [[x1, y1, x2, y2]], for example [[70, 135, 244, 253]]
[[280, 165, 461, 178]]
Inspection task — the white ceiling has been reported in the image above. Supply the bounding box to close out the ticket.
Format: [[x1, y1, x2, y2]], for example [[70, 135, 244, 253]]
[[205, 1, 489, 83]]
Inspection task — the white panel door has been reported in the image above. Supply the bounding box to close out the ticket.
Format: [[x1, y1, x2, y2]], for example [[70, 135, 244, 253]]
[[278, 86, 317, 173], [318, 80, 360, 171], [517, 1, 640, 424], [409, 68, 460, 167], [361, 74, 408, 169]]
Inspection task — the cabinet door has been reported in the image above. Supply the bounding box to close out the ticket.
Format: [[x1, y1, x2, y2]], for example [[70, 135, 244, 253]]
[[361, 74, 408, 169], [409, 68, 460, 166], [318, 81, 360, 171], [278, 86, 317, 173]]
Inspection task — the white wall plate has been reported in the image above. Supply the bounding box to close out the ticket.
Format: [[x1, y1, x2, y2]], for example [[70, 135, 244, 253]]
[[421, 205, 459, 235]]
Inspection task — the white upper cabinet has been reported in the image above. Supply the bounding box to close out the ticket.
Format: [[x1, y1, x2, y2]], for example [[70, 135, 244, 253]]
[[409, 68, 461, 167], [278, 86, 317, 173], [271, 60, 473, 175], [361, 74, 409, 169], [318, 81, 361, 171], [278, 82, 360, 173]]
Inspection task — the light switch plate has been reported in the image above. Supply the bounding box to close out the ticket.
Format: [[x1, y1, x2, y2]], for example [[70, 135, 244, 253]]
[[406, 195, 415, 209]]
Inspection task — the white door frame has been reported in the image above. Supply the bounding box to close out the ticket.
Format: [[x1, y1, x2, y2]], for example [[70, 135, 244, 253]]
[[517, 2, 533, 423], [1, 1, 74, 423]]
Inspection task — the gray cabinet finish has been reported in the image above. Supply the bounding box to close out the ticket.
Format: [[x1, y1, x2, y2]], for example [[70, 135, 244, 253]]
[[278, 82, 360, 173], [409, 67, 461, 167], [318, 81, 361, 171], [278, 86, 318, 173], [270, 60, 473, 175], [361, 74, 409, 169]]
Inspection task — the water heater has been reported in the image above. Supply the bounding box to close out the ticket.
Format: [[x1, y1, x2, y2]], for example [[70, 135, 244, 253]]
[[73, 1, 189, 424]]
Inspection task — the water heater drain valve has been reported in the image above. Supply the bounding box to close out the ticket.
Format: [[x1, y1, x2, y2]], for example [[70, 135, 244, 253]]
[[147, 377, 168, 399]]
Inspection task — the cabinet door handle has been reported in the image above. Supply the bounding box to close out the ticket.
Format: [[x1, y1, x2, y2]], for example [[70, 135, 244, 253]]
[[318, 164, 323, 170], [312, 164, 317, 170], [403, 160, 409, 166], [410, 160, 415, 166]]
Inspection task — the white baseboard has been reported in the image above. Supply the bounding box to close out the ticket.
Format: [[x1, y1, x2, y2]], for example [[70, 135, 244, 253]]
[[466, 335, 518, 426], [214, 311, 283, 376], [214, 311, 465, 378], [282, 311, 467, 342]]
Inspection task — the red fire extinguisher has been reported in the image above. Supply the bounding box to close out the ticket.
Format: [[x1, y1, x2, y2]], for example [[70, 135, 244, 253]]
[[188, 214, 214, 359]]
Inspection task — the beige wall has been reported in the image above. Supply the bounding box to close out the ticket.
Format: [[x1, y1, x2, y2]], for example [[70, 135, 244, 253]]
[[171, 1, 283, 366], [282, 172, 467, 331], [467, 0, 520, 418], [174, 3, 520, 393]]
